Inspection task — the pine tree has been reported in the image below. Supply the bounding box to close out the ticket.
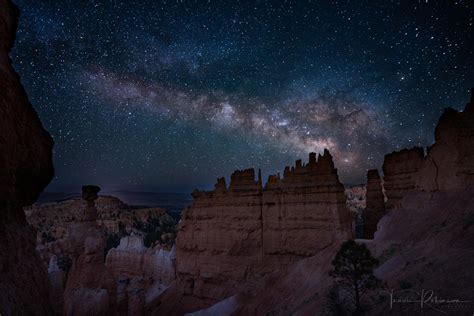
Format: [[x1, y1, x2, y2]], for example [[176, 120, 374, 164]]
[[329, 240, 382, 315]]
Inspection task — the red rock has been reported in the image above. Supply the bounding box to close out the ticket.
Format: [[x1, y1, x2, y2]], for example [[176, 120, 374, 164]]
[[184, 91, 474, 316], [0, 1, 54, 314], [63, 192, 117, 315], [383, 90, 474, 209], [345, 184, 366, 213], [105, 235, 176, 314], [362, 169, 385, 239], [382, 147, 424, 209], [416, 92, 474, 191], [173, 150, 352, 311]]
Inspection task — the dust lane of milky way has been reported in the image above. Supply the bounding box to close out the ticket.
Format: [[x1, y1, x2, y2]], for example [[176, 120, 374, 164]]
[[11, 0, 473, 191]]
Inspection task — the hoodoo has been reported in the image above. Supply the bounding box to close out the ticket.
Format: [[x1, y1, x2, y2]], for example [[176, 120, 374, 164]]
[[362, 169, 385, 238]]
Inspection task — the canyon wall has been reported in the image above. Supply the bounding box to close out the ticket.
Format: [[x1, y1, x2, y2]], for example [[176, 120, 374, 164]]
[[0, 1, 55, 314], [189, 89, 474, 316], [383, 89, 474, 207], [362, 169, 385, 239], [416, 90, 474, 192], [176, 150, 352, 307], [382, 147, 424, 209]]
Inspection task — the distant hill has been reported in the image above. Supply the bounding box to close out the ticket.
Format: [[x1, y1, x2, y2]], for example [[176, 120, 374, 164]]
[[37, 190, 192, 214]]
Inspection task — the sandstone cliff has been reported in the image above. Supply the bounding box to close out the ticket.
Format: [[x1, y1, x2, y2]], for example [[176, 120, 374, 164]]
[[199, 186, 474, 316], [172, 150, 352, 311], [362, 169, 385, 239], [416, 90, 474, 192], [189, 90, 474, 316], [0, 0, 54, 314], [383, 89, 474, 208], [382, 147, 424, 209]]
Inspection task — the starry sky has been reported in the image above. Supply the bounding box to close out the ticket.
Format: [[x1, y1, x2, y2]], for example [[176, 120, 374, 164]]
[[11, 0, 474, 193]]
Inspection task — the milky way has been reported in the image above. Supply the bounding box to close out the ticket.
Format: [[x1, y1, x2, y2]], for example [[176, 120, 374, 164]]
[[11, 0, 473, 192], [85, 68, 386, 165]]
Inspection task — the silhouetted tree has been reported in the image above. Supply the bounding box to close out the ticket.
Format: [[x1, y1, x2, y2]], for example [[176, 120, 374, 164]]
[[329, 240, 382, 315]]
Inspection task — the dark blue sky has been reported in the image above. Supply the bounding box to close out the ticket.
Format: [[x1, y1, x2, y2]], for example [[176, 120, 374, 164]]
[[11, 0, 473, 192]]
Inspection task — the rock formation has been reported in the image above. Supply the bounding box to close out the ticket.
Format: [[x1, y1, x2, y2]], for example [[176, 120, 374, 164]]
[[188, 90, 474, 316], [26, 195, 176, 260], [382, 147, 424, 209], [383, 89, 474, 208], [415, 90, 474, 192], [174, 150, 352, 309], [105, 235, 176, 313], [48, 255, 67, 313], [0, 0, 54, 314], [63, 186, 117, 315], [25, 192, 178, 314], [362, 169, 385, 239], [345, 184, 366, 238], [345, 184, 366, 213]]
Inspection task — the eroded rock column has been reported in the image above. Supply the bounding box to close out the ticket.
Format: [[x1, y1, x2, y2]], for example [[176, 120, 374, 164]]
[[63, 185, 117, 315], [362, 169, 385, 239]]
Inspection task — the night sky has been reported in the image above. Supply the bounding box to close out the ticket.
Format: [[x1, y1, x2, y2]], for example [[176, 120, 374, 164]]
[[11, 0, 474, 193]]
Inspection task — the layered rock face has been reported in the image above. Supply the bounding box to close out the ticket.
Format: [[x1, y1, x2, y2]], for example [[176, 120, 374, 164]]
[[177, 169, 263, 305], [191, 90, 474, 316], [176, 150, 352, 306], [0, 1, 54, 314], [383, 90, 474, 208], [382, 147, 424, 209], [362, 169, 385, 239], [416, 91, 474, 191], [262, 150, 351, 262]]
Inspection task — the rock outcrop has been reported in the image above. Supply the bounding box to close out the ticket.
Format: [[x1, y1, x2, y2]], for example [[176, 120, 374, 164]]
[[0, 0, 54, 314], [105, 235, 176, 313], [345, 184, 366, 238], [26, 191, 178, 314], [416, 90, 474, 192], [345, 184, 366, 213], [174, 150, 352, 309], [199, 186, 474, 316], [189, 90, 474, 316], [63, 186, 117, 315], [382, 147, 424, 209], [26, 195, 176, 262], [362, 169, 385, 239], [383, 90, 474, 209]]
